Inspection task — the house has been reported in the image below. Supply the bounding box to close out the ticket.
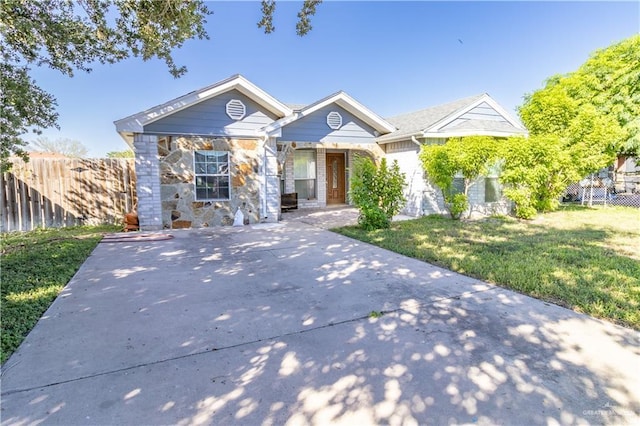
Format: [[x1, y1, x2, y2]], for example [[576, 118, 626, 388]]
[[114, 75, 527, 230]]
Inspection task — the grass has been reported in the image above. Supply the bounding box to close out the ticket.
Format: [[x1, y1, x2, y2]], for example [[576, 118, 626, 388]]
[[1, 225, 119, 364], [334, 205, 640, 330]]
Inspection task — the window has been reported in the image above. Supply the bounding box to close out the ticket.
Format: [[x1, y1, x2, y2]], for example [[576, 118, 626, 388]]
[[452, 177, 465, 194], [294, 150, 316, 199], [485, 177, 501, 202], [194, 151, 230, 200]]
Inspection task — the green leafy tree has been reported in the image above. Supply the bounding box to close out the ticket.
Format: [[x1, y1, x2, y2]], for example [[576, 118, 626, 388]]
[[258, 0, 321, 36], [30, 137, 88, 158], [420, 136, 499, 219], [1, 64, 58, 171], [106, 149, 135, 158], [500, 109, 622, 218], [350, 156, 406, 230], [1, 0, 322, 172], [500, 135, 577, 218], [510, 36, 633, 216], [519, 34, 638, 155]]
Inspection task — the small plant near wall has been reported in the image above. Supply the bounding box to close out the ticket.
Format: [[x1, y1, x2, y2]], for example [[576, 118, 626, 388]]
[[350, 156, 406, 230]]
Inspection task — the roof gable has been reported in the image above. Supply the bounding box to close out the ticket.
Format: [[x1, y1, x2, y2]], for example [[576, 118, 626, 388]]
[[114, 75, 292, 135], [277, 103, 381, 144], [426, 94, 526, 135], [143, 89, 281, 137], [265, 92, 396, 137], [377, 94, 527, 143]]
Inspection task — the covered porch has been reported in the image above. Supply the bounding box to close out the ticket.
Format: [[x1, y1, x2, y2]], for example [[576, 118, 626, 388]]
[[276, 141, 382, 210]]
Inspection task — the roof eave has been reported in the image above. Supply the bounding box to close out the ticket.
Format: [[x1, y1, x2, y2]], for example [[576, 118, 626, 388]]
[[332, 94, 396, 134], [375, 132, 422, 144], [422, 129, 529, 138]]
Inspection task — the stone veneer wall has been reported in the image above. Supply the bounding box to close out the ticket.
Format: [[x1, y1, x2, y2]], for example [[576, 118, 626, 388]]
[[159, 136, 262, 228]]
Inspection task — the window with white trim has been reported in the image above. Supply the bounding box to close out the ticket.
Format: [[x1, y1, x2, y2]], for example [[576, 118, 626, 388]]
[[194, 151, 230, 200], [484, 161, 503, 203], [294, 150, 316, 199]]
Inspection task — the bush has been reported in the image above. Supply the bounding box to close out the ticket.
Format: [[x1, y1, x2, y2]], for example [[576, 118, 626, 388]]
[[350, 156, 406, 230], [446, 193, 469, 220], [503, 187, 537, 219]]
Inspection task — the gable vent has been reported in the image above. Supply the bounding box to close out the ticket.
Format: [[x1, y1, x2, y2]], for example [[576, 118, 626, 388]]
[[226, 99, 246, 120], [326, 111, 342, 130]]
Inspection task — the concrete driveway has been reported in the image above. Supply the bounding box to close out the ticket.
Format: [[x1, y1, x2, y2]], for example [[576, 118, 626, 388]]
[[2, 218, 639, 425]]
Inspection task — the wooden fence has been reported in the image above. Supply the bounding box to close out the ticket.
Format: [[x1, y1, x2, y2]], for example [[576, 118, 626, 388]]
[[1, 158, 137, 232]]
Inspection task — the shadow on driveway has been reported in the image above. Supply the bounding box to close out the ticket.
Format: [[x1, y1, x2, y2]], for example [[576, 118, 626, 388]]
[[1, 220, 639, 425]]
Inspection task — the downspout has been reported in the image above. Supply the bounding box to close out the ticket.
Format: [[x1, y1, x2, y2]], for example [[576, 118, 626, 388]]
[[411, 135, 423, 216], [261, 134, 269, 220]]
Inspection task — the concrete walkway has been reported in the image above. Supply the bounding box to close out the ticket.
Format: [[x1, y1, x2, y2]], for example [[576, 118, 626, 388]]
[[1, 219, 639, 425], [281, 205, 414, 229]]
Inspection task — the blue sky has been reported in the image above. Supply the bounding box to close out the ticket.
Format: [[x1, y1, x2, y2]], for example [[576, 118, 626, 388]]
[[30, 1, 639, 157]]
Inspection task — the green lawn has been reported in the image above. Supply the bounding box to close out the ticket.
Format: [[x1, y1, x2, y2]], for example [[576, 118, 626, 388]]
[[1, 225, 119, 364], [334, 206, 640, 330]]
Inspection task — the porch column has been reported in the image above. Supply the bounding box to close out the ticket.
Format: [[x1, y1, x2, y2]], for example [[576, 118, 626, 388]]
[[133, 133, 162, 230], [264, 137, 280, 222], [317, 148, 327, 206]]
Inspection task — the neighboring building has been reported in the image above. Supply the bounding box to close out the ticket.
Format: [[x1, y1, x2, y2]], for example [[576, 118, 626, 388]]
[[614, 155, 640, 195], [114, 75, 527, 230]]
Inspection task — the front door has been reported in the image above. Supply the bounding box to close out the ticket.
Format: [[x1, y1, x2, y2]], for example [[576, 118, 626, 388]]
[[326, 153, 346, 204]]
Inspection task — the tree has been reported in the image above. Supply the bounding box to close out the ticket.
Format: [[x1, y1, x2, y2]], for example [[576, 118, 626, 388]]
[[30, 137, 88, 158], [350, 156, 406, 230], [500, 135, 577, 218], [420, 136, 499, 219], [258, 0, 321, 36], [511, 36, 633, 217], [500, 109, 622, 218], [0, 0, 322, 172], [519, 34, 638, 155], [575, 34, 640, 155], [0, 64, 58, 172], [106, 149, 135, 158]]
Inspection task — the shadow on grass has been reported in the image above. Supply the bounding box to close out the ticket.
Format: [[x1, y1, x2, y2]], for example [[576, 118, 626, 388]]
[[334, 215, 640, 330]]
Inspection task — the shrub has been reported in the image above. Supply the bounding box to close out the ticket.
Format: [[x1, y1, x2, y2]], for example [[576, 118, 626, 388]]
[[502, 187, 537, 219], [447, 193, 469, 220], [350, 156, 406, 230]]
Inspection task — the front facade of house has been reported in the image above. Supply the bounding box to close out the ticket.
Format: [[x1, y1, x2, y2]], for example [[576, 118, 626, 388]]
[[115, 75, 527, 230]]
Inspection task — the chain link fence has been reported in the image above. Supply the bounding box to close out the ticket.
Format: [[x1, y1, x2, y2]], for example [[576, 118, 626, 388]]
[[563, 156, 640, 208]]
